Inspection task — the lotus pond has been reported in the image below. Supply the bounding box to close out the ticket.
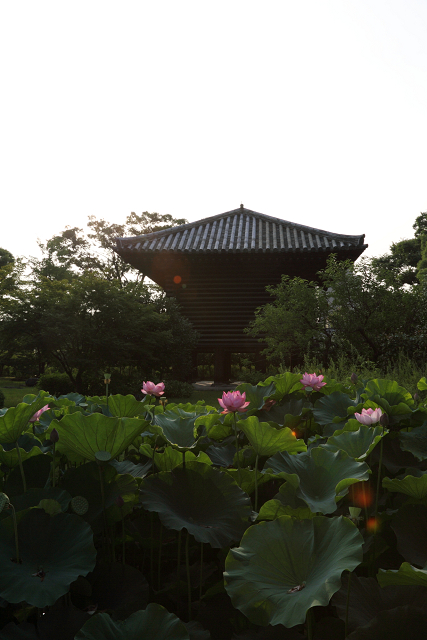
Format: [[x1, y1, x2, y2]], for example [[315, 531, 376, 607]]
[[1, 372, 427, 639]]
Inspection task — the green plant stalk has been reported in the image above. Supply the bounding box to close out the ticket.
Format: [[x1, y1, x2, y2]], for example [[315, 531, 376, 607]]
[[176, 530, 182, 613], [345, 571, 352, 638], [233, 412, 241, 484], [199, 542, 204, 602], [372, 437, 384, 568], [186, 531, 191, 621], [361, 482, 369, 524], [150, 512, 154, 587], [10, 504, 20, 564], [254, 453, 259, 512], [121, 511, 126, 566], [157, 524, 163, 589], [306, 607, 314, 640], [106, 382, 109, 412], [52, 442, 56, 488], [182, 451, 186, 469], [97, 464, 110, 559], [15, 443, 26, 493]]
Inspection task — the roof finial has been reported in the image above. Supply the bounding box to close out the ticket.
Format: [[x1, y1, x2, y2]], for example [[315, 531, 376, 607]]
[[240, 203, 244, 209]]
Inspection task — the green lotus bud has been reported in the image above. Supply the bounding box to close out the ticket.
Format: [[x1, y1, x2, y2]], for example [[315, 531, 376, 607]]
[[50, 428, 59, 443], [71, 496, 89, 515], [0, 493, 10, 513]]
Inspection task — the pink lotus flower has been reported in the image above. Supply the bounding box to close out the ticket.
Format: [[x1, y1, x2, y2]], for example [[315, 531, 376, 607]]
[[354, 407, 383, 425], [300, 372, 326, 392], [218, 390, 250, 414], [141, 381, 165, 397], [29, 405, 49, 423]]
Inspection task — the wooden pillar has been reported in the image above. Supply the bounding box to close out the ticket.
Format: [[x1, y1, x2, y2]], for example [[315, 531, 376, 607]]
[[214, 347, 231, 384]]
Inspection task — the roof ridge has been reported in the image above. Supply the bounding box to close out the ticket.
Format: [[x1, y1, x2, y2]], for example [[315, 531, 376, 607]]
[[116, 207, 365, 243]]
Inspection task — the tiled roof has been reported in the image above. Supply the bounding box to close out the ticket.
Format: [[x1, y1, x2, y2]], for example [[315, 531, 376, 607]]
[[115, 207, 367, 254]]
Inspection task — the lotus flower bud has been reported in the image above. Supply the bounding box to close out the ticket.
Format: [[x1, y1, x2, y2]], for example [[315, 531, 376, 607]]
[[414, 393, 420, 403], [379, 413, 389, 427], [115, 495, 124, 508], [50, 428, 59, 443], [350, 373, 358, 385]]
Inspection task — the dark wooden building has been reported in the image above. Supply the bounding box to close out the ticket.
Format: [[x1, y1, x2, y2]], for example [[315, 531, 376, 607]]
[[115, 206, 367, 382]]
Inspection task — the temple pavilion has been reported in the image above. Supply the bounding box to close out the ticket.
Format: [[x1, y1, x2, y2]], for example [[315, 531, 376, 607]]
[[115, 206, 367, 383]]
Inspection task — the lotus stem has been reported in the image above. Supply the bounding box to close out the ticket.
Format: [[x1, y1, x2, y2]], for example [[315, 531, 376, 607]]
[[182, 451, 186, 469], [254, 454, 259, 513], [52, 442, 56, 488], [199, 542, 204, 602], [361, 482, 369, 524], [176, 529, 182, 613], [150, 512, 154, 586], [345, 570, 352, 638], [121, 511, 126, 566], [10, 504, 20, 564], [306, 607, 314, 640], [185, 530, 192, 620], [372, 437, 384, 569], [233, 413, 241, 484], [157, 523, 163, 589], [15, 443, 26, 493], [97, 464, 109, 557]]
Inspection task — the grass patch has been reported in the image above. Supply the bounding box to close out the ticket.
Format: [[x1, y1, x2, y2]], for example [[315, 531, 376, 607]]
[[0, 378, 30, 408]]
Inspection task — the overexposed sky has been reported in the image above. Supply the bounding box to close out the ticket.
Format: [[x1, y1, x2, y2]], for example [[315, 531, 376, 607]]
[[1, 0, 426, 262]]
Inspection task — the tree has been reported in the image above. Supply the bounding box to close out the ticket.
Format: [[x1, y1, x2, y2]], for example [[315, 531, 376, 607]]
[[0, 274, 198, 390], [246, 256, 427, 368], [372, 211, 427, 286]]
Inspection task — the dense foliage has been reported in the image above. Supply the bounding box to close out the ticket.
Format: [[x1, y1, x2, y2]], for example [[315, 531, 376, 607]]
[[0, 212, 198, 386], [1, 372, 427, 638], [246, 254, 427, 370]]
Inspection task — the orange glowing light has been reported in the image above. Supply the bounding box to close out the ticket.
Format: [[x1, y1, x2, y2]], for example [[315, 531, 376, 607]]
[[292, 431, 297, 437], [366, 516, 381, 533], [351, 483, 374, 508], [173, 275, 182, 284]]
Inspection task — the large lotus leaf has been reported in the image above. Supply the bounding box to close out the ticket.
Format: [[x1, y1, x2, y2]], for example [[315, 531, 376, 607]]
[[109, 458, 152, 478], [382, 472, 427, 500], [0, 622, 39, 639], [0, 395, 53, 444], [224, 468, 277, 495], [258, 499, 315, 521], [99, 394, 148, 418], [361, 379, 414, 408], [322, 425, 385, 461], [88, 562, 149, 617], [4, 454, 52, 496], [6, 488, 72, 516], [151, 411, 201, 452], [313, 392, 358, 426], [236, 382, 277, 411], [36, 604, 91, 640], [75, 604, 189, 640], [224, 515, 363, 628], [377, 562, 427, 588], [154, 448, 212, 472], [264, 448, 370, 514], [399, 423, 427, 461], [52, 413, 149, 461], [345, 606, 427, 640], [0, 443, 44, 468], [260, 372, 304, 399], [391, 503, 427, 566], [205, 443, 236, 467], [373, 433, 427, 474], [332, 573, 427, 634], [195, 413, 234, 440], [139, 462, 252, 547], [237, 416, 306, 457], [0, 508, 96, 607], [62, 462, 138, 531]]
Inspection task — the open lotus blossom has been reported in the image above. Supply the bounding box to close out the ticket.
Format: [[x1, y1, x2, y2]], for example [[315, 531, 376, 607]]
[[354, 407, 383, 425], [300, 372, 326, 392], [218, 390, 250, 414], [29, 405, 50, 423], [141, 381, 165, 397]]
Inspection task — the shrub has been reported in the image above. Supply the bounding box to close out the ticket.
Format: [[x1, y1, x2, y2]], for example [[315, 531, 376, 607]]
[[38, 372, 75, 396], [163, 379, 193, 400]]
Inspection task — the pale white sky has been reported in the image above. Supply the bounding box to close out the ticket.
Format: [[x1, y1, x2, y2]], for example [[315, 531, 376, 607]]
[[1, 0, 426, 263]]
